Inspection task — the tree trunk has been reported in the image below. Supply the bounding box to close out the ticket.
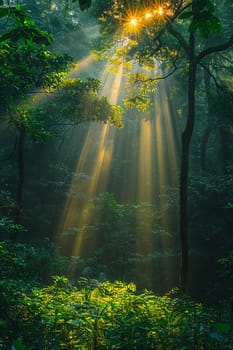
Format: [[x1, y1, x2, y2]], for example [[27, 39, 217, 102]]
[[179, 32, 197, 292]]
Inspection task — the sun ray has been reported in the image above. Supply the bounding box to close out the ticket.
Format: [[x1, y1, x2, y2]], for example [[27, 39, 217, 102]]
[[137, 119, 152, 203], [68, 55, 94, 78], [152, 79, 180, 287], [135, 118, 153, 282], [57, 64, 124, 256], [54, 52, 180, 290]]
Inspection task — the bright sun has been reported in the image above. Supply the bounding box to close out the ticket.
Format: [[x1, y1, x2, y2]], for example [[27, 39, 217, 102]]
[[130, 18, 138, 26]]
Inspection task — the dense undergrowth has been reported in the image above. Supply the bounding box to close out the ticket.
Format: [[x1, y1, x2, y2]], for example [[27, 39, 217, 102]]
[[0, 241, 232, 350]]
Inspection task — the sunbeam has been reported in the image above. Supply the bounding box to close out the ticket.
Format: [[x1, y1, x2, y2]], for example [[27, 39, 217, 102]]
[[57, 64, 124, 256], [55, 55, 180, 290], [137, 119, 152, 203], [136, 118, 153, 282], [68, 55, 94, 78]]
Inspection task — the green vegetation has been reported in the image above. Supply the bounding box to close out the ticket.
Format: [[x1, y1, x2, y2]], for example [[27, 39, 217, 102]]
[[0, 4, 123, 232], [0, 241, 233, 350], [91, 0, 233, 292], [0, 1, 232, 349]]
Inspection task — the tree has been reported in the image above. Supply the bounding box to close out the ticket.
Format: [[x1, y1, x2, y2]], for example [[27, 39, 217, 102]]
[[16, 0, 81, 37], [0, 4, 123, 240], [91, 0, 233, 291], [0, 5, 73, 232]]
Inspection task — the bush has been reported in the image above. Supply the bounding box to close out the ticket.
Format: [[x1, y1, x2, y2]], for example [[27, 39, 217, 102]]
[[1, 279, 233, 349], [0, 241, 232, 349]]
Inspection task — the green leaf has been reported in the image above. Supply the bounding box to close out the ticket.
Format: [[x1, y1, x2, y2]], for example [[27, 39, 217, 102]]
[[0, 7, 10, 18], [78, 0, 92, 11], [188, 14, 221, 37], [12, 338, 32, 350], [179, 11, 193, 19], [209, 15, 222, 32], [198, 20, 211, 37], [225, 202, 233, 208], [213, 322, 231, 333]]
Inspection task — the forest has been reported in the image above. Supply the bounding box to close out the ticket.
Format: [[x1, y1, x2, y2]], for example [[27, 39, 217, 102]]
[[0, 0, 233, 349]]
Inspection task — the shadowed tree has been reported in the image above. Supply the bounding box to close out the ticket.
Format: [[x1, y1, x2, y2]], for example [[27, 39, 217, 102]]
[[0, 4, 122, 240], [88, 0, 233, 291]]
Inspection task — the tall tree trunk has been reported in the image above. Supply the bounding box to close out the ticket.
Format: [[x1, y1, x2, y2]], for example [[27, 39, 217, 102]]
[[179, 32, 197, 292], [11, 127, 25, 241]]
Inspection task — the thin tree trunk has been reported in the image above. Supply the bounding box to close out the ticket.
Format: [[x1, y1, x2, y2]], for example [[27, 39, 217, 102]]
[[179, 32, 197, 292]]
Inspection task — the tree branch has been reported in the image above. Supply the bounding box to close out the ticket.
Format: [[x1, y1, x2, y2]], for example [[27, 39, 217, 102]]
[[134, 63, 183, 83], [172, 1, 192, 21], [167, 24, 189, 56], [197, 33, 233, 62], [200, 62, 225, 92]]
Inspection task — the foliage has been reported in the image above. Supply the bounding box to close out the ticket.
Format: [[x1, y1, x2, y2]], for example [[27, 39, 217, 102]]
[[218, 251, 233, 281], [82, 193, 137, 280], [0, 240, 232, 349], [0, 240, 69, 283], [188, 172, 233, 261], [17, 0, 81, 36], [8, 105, 53, 142], [216, 251, 233, 325], [0, 5, 73, 108], [43, 78, 123, 127], [0, 248, 233, 350], [0, 217, 26, 238], [0, 3, 124, 235], [179, 0, 222, 37], [58, 191, 179, 287], [90, 0, 232, 110]]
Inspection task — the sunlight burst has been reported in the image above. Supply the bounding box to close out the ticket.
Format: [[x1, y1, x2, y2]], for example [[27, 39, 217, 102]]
[[130, 18, 138, 26], [145, 12, 152, 19]]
